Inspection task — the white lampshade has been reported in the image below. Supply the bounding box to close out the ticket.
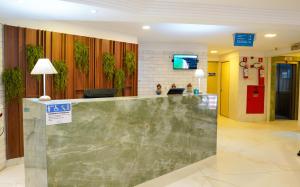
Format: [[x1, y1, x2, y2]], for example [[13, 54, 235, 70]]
[[31, 58, 58, 75], [194, 69, 205, 78]]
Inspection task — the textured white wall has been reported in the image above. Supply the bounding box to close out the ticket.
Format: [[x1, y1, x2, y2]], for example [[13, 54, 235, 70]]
[[138, 42, 208, 96], [220, 51, 268, 122], [0, 24, 5, 171], [238, 52, 268, 122]]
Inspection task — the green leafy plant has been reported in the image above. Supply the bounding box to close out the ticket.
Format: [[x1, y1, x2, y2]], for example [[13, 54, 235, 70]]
[[124, 51, 136, 75], [26, 44, 44, 72], [2, 68, 24, 103], [74, 40, 89, 74], [114, 69, 125, 96], [53, 60, 68, 93], [103, 52, 115, 80]]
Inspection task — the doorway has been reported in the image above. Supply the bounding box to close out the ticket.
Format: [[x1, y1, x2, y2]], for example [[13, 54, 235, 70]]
[[207, 61, 219, 94], [275, 63, 298, 120], [220, 62, 230, 117]]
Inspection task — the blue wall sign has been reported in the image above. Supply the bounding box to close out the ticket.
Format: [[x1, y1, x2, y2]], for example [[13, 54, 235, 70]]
[[233, 33, 255, 47], [46, 103, 72, 125], [46, 103, 71, 113]]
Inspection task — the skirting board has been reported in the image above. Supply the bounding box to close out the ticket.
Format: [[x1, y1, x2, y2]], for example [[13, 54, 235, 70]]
[[5, 157, 24, 168]]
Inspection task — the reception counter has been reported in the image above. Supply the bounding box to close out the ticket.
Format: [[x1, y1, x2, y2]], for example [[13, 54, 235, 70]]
[[23, 95, 217, 187]]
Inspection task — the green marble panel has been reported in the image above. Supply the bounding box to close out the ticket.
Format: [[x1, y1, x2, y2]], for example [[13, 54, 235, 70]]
[[24, 95, 217, 187]]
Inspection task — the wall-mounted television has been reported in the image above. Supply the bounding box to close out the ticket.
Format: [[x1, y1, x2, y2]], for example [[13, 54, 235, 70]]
[[173, 54, 198, 70]]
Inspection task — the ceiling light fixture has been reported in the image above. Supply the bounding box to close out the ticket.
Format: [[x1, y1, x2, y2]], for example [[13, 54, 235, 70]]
[[142, 25, 151, 30], [264, 33, 277, 38], [210, 50, 218, 54], [90, 9, 97, 14]]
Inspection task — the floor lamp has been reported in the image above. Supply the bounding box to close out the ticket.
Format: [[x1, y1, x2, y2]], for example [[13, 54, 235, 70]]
[[31, 58, 58, 101]]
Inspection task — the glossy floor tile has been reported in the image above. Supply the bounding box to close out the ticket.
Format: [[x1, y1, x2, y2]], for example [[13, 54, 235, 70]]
[[1, 116, 300, 187]]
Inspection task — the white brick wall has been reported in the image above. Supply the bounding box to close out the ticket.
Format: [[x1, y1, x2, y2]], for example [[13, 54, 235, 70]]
[[0, 24, 5, 170], [138, 42, 208, 96]]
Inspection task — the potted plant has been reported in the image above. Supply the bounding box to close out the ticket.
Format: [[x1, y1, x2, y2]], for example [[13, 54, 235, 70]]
[[103, 52, 115, 80], [26, 44, 44, 76], [74, 40, 89, 74], [2, 67, 24, 103], [124, 51, 136, 76], [114, 69, 125, 96], [52, 60, 68, 93]]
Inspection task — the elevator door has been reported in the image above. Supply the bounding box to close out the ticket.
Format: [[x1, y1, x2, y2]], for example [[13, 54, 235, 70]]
[[275, 64, 297, 119]]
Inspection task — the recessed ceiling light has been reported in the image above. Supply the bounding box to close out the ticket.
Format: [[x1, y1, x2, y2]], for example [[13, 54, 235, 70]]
[[264, 33, 277, 38], [90, 9, 97, 14], [142, 25, 151, 30], [210, 50, 218, 54], [16, 0, 24, 3]]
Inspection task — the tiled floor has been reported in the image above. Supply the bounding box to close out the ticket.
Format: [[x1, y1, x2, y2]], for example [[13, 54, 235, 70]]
[[1, 116, 300, 187]]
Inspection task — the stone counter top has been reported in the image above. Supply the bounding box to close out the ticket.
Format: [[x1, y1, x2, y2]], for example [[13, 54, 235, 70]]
[[23, 95, 217, 187], [24, 94, 217, 105]]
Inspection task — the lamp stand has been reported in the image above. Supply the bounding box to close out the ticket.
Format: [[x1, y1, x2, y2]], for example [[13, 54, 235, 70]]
[[198, 78, 202, 94], [39, 74, 51, 101]]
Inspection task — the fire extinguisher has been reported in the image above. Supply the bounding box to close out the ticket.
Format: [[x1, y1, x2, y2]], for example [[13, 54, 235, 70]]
[[258, 66, 264, 85], [240, 57, 249, 79], [243, 64, 249, 79]]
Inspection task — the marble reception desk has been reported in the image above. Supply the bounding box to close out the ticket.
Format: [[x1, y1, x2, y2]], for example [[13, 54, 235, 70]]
[[23, 95, 217, 187]]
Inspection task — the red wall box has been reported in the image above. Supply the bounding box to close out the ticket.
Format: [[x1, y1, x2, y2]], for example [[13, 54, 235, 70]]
[[246, 85, 265, 114]]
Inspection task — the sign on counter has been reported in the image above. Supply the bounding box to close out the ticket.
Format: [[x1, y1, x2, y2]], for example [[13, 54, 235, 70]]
[[46, 103, 72, 125]]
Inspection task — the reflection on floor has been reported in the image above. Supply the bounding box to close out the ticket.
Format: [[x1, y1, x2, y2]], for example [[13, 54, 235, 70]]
[[1, 116, 300, 187]]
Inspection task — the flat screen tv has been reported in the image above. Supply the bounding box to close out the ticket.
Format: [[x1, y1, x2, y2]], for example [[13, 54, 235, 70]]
[[173, 54, 198, 70]]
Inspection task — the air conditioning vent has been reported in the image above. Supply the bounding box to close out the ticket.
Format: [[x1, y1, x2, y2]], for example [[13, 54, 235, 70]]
[[291, 43, 300, 50]]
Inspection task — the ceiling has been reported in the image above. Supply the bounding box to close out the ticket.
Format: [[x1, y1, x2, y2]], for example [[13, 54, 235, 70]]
[[1, 0, 300, 55]]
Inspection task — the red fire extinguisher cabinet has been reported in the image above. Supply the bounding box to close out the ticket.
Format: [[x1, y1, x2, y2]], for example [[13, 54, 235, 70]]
[[246, 85, 265, 114]]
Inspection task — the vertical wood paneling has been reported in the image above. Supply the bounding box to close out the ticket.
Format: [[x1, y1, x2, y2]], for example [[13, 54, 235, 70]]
[[4, 26, 24, 158], [25, 28, 40, 98], [102, 40, 113, 88], [65, 35, 74, 99], [44, 31, 54, 99], [94, 39, 102, 88], [4, 25, 138, 158], [17, 28, 26, 156], [134, 44, 138, 96], [88, 38, 95, 89], [73, 36, 91, 98], [124, 43, 132, 96], [51, 32, 64, 99]]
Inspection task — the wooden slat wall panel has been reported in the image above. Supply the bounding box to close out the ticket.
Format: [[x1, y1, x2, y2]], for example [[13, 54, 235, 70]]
[[88, 38, 95, 90], [18, 28, 26, 156], [124, 43, 132, 96], [3, 25, 138, 159], [25, 28, 40, 98], [51, 32, 64, 99], [103, 40, 113, 88], [94, 39, 102, 88], [65, 35, 74, 99], [4, 26, 24, 158], [133, 44, 138, 96], [44, 31, 54, 99], [74, 36, 91, 98]]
